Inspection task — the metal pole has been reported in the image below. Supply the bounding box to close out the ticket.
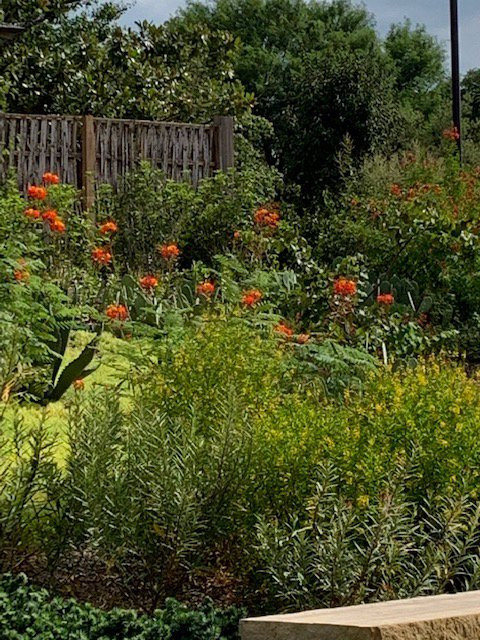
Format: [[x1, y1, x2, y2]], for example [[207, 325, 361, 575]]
[[450, 0, 462, 161]]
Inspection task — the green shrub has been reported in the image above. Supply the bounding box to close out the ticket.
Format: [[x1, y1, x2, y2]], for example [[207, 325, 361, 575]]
[[260, 360, 480, 503], [0, 414, 64, 569], [96, 117, 282, 271], [256, 462, 480, 611], [0, 573, 244, 639], [314, 147, 480, 358], [60, 319, 372, 598]]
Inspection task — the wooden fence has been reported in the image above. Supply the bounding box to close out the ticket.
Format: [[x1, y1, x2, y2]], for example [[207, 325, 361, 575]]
[[0, 113, 234, 207]]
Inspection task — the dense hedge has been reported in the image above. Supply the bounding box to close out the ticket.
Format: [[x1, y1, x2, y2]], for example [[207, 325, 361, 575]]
[[0, 574, 244, 640]]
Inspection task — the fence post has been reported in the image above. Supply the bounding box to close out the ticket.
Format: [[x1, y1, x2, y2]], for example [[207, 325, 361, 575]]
[[82, 114, 96, 217], [213, 116, 234, 171]]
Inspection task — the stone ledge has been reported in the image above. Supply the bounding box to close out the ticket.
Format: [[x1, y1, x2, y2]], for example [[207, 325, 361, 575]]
[[240, 591, 480, 640]]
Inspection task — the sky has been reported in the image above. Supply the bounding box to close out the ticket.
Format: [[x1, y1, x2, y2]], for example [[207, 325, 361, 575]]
[[120, 0, 480, 73]]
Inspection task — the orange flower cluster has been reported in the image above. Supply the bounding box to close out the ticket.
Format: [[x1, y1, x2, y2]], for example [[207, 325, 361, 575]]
[[333, 278, 357, 297], [233, 230, 241, 240], [297, 333, 310, 344], [24, 208, 40, 220], [99, 220, 118, 235], [197, 281, 215, 297], [27, 185, 47, 200], [443, 126, 460, 141], [23, 176, 66, 232], [41, 209, 58, 223], [38, 208, 65, 232], [14, 269, 29, 282], [390, 184, 402, 198], [73, 378, 85, 391], [254, 206, 280, 229], [274, 323, 293, 338], [106, 304, 128, 321], [160, 243, 180, 261], [139, 274, 158, 291], [92, 247, 112, 265], [42, 172, 60, 185], [50, 218, 66, 233], [377, 293, 394, 305], [242, 289, 262, 307]]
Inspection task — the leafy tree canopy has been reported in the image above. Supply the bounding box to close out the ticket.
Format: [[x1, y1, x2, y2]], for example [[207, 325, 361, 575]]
[[0, 0, 91, 26], [0, 3, 250, 120], [463, 68, 480, 121], [180, 0, 407, 199], [385, 20, 445, 94]]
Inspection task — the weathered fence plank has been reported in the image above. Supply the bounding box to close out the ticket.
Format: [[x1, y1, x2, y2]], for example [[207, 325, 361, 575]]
[[82, 115, 96, 212], [0, 113, 234, 204]]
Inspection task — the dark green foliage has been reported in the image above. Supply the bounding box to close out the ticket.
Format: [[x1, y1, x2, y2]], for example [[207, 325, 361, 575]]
[[385, 21, 445, 95], [278, 47, 402, 197], [0, 4, 249, 121], [0, 0, 88, 25], [180, 0, 446, 200], [0, 573, 244, 639], [463, 68, 480, 122]]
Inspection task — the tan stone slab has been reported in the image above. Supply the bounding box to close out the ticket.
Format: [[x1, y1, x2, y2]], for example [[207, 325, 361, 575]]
[[240, 591, 480, 640]]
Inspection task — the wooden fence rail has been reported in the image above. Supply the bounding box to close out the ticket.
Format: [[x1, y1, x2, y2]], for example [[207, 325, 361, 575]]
[[0, 113, 234, 207]]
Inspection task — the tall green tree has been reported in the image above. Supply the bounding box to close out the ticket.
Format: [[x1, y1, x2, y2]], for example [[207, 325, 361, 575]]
[[181, 0, 403, 200], [463, 68, 480, 122], [385, 20, 447, 136], [385, 20, 445, 94]]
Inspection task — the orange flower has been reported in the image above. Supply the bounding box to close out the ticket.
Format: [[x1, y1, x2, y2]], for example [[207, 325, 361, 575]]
[[443, 126, 460, 141], [42, 172, 60, 185], [274, 323, 294, 338], [254, 208, 269, 224], [92, 247, 112, 265], [377, 293, 394, 305], [160, 243, 180, 261], [139, 274, 158, 291], [24, 208, 41, 220], [390, 184, 402, 198], [196, 281, 215, 297], [254, 206, 280, 228], [242, 289, 262, 307], [42, 209, 58, 223], [106, 304, 128, 321], [297, 333, 310, 344], [233, 230, 241, 240], [49, 218, 66, 233], [27, 185, 47, 200], [14, 269, 29, 282], [333, 278, 357, 297], [406, 187, 417, 201], [73, 378, 85, 391], [99, 220, 118, 235]]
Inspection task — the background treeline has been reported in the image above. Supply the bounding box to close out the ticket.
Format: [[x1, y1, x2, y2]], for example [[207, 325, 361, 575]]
[[2, 0, 480, 206]]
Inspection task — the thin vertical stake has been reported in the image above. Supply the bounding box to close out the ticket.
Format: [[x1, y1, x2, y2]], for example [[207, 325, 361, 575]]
[[450, 0, 462, 162]]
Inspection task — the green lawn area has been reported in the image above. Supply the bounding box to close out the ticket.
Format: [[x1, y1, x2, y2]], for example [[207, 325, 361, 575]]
[[0, 331, 137, 461]]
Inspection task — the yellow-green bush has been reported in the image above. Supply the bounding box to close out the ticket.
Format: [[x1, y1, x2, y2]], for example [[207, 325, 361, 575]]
[[260, 360, 480, 505]]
